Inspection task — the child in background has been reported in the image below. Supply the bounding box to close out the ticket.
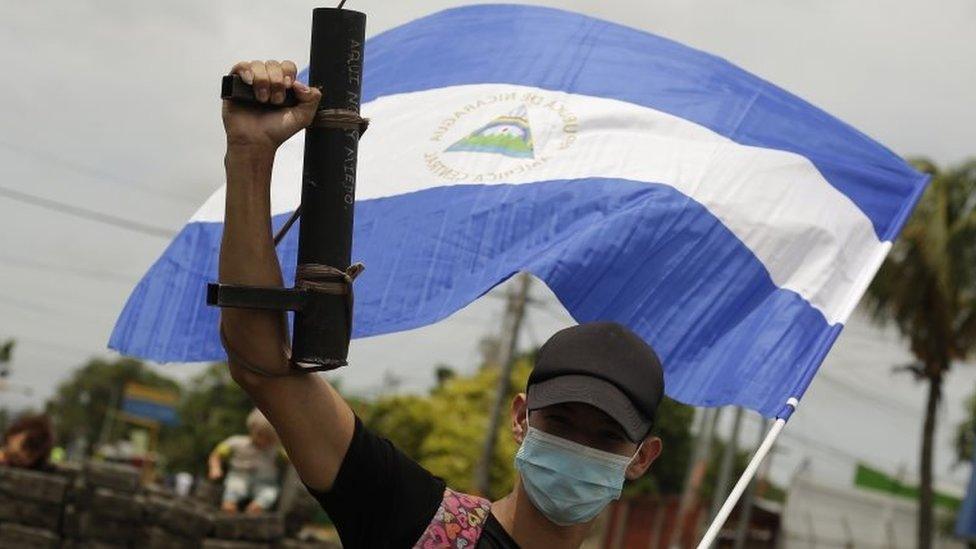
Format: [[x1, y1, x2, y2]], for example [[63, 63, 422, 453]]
[[208, 408, 282, 514]]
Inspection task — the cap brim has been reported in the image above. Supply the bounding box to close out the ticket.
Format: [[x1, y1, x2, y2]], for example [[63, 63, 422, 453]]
[[527, 374, 652, 443]]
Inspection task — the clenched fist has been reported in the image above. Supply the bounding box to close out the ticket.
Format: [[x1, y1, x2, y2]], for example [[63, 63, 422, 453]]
[[222, 59, 322, 151]]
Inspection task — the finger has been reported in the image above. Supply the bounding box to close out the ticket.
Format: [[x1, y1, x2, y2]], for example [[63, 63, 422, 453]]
[[292, 80, 322, 106], [281, 60, 298, 88], [291, 81, 322, 127], [266, 60, 285, 105], [230, 61, 254, 85], [250, 60, 270, 103]]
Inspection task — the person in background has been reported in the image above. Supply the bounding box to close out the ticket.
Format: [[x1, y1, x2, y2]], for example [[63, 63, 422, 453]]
[[0, 413, 55, 470], [208, 408, 283, 514], [174, 470, 194, 497]]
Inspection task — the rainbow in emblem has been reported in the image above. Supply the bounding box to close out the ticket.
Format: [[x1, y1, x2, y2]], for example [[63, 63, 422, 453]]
[[446, 105, 534, 158]]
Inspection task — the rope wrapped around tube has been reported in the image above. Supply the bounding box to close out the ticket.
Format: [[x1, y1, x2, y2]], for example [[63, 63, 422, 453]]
[[290, 262, 365, 371], [219, 262, 365, 377], [311, 108, 369, 134]]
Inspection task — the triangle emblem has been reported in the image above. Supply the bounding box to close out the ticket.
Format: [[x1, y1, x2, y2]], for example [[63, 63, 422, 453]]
[[446, 105, 534, 159]]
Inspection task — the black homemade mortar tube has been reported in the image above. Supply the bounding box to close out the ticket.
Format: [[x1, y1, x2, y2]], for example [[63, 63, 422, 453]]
[[292, 8, 366, 368], [213, 8, 366, 371]]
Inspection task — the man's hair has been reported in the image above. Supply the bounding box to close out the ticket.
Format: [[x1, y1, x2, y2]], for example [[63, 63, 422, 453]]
[[245, 408, 275, 436], [4, 413, 54, 468]]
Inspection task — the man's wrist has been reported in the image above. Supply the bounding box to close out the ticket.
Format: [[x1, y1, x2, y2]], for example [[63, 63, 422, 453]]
[[225, 143, 277, 191], [225, 142, 277, 164]]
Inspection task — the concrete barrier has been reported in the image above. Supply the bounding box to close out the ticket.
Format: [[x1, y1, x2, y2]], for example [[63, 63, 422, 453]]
[[0, 462, 335, 548]]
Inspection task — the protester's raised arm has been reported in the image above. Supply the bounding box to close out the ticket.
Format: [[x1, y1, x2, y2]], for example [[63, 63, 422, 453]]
[[218, 59, 355, 492]]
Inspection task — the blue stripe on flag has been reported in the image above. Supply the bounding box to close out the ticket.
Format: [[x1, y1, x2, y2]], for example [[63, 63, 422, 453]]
[[350, 4, 923, 239], [111, 179, 833, 416]]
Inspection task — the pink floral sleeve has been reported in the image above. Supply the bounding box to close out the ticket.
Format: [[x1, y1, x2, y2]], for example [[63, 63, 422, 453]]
[[413, 488, 492, 548]]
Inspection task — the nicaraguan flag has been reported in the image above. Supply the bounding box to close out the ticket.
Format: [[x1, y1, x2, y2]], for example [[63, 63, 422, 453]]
[[110, 4, 928, 418]]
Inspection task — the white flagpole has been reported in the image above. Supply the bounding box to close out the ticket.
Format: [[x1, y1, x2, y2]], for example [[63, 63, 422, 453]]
[[695, 398, 797, 549]]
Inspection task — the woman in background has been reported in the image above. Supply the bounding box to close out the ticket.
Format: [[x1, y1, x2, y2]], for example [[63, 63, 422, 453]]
[[0, 413, 55, 470]]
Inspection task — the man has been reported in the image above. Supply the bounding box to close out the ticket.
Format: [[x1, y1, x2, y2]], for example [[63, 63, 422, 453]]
[[220, 59, 665, 548]]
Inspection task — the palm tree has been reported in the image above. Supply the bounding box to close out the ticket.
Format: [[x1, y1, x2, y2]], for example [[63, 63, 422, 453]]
[[864, 159, 976, 549]]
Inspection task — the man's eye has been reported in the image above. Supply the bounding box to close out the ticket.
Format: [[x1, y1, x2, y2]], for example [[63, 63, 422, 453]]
[[602, 431, 625, 442]]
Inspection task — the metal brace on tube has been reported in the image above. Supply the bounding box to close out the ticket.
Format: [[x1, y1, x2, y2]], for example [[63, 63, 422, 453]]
[[207, 7, 367, 373]]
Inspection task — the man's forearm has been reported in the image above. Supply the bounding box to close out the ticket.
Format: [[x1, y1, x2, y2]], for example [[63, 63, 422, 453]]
[[219, 145, 289, 372], [217, 141, 355, 492], [221, 145, 280, 286]]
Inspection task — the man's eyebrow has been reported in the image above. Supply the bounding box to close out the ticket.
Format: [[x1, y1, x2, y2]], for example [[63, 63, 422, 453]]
[[598, 417, 626, 434], [544, 404, 572, 414]]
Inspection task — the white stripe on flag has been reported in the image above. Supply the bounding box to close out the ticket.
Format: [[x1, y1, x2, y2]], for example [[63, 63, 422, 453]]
[[192, 84, 886, 326]]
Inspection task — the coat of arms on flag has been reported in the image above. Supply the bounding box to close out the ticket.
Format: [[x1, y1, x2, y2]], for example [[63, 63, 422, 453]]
[[447, 105, 535, 158]]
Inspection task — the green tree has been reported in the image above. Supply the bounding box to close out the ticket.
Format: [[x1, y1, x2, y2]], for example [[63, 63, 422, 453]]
[[365, 359, 531, 499], [864, 159, 976, 549], [0, 407, 10, 435], [0, 339, 14, 378], [160, 363, 253, 475], [624, 397, 695, 496], [955, 392, 976, 465], [45, 356, 181, 456]]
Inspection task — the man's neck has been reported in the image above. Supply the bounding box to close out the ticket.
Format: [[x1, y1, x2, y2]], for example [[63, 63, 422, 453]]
[[491, 479, 593, 548]]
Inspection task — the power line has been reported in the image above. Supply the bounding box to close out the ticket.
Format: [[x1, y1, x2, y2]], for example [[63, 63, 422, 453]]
[[0, 286, 118, 324], [750, 416, 963, 487], [814, 371, 922, 417], [0, 185, 176, 239], [533, 295, 924, 417], [0, 139, 199, 204], [11, 335, 104, 358], [0, 253, 139, 285], [0, 294, 52, 314]]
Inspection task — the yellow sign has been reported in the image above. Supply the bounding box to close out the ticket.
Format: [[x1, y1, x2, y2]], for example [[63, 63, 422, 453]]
[[123, 382, 178, 406]]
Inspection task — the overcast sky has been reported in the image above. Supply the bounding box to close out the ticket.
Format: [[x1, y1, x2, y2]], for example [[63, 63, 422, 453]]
[[1, 0, 975, 492]]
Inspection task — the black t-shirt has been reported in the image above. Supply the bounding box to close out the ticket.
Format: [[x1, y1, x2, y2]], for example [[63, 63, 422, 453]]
[[308, 416, 520, 548]]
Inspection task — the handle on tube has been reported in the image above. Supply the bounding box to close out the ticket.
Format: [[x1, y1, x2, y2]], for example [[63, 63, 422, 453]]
[[220, 74, 299, 108]]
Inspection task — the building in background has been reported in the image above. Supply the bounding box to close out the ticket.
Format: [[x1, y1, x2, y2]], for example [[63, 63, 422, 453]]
[[781, 469, 963, 548]]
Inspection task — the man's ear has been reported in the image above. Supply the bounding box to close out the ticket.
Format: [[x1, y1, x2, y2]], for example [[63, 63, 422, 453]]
[[626, 436, 662, 480], [511, 393, 529, 445]]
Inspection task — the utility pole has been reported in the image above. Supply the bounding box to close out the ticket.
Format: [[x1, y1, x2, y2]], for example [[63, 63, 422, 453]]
[[673, 406, 722, 548], [710, 406, 745, 522], [474, 273, 532, 496], [95, 382, 124, 456], [733, 418, 772, 549]]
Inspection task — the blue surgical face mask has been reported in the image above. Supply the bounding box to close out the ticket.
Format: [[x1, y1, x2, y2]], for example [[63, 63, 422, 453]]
[[514, 413, 641, 526]]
